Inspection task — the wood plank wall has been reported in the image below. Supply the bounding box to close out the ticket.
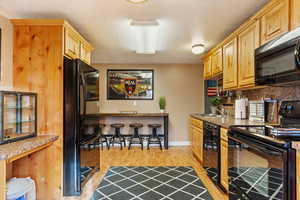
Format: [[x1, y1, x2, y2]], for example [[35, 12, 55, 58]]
[[11, 25, 64, 199]]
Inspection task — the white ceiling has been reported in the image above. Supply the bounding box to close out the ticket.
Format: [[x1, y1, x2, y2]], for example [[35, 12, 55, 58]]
[[0, 0, 269, 64]]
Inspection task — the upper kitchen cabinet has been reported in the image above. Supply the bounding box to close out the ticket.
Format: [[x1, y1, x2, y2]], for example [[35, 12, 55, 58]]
[[203, 56, 212, 80], [64, 23, 93, 64], [11, 19, 93, 65], [291, 0, 300, 29], [211, 48, 223, 77], [80, 41, 93, 65], [238, 21, 260, 88], [223, 37, 238, 90], [259, 0, 289, 44], [64, 26, 81, 59]]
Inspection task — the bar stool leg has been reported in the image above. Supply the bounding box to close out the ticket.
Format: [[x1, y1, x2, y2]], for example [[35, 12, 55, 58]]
[[148, 127, 163, 150], [100, 136, 104, 150], [140, 137, 143, 150], [106, 138, 110, 150]]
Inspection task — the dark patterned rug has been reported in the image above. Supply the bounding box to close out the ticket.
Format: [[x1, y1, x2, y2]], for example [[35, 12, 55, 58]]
[[81, 166, 95, 184], [229, 167, 283, 200], [91, 166, 213, 200]]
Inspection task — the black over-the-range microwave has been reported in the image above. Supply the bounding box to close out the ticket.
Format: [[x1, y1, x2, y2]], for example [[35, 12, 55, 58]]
[[255, 27, 300, 86]]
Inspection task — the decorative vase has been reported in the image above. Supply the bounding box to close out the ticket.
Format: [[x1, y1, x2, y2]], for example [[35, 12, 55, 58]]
[[160, 109, 165, 113], [210, 106, 217, 114]]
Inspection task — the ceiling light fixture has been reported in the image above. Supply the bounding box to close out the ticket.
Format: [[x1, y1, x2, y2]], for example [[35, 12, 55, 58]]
[[130, 20, 159, 54], [192, 44, 205, 55], [127, 0, 148, 4]]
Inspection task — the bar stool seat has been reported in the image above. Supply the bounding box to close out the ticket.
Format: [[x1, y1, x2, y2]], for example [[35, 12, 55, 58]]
[[111, 123, 125, 128], [148, 124, 163, 150], [110, 123, 126, 150], [148, 124, 161, 128], [129, 123, 143, 128], [128, 123, 144, 150]]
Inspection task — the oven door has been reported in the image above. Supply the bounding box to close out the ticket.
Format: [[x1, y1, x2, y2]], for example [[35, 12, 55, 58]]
[[228, 133, 294, 200], [255, 30, 300, 86]]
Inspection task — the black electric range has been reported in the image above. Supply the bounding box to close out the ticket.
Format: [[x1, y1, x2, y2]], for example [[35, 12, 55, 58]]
[[227, 100, 300, 200]]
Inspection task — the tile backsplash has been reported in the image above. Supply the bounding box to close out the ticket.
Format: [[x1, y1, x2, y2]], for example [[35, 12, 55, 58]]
[[220, 86, 300, 117], [242, 86, 300, 101]]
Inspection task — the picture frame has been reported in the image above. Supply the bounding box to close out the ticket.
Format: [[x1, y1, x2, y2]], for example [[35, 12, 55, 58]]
[[107, 69, 154, 100]]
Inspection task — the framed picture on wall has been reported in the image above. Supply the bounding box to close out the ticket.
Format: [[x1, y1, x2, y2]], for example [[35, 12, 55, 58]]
[[107, 69, 154, 100]]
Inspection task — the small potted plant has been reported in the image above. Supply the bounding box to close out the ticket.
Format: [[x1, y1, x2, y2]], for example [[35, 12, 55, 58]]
[[209, 97, 222, 114], [159, 96, 166, 113]]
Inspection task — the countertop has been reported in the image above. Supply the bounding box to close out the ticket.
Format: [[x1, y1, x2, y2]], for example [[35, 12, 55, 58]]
[[0, 135, 58, 161], [83, 113, 169, 118], [190, 114, 266, 129]]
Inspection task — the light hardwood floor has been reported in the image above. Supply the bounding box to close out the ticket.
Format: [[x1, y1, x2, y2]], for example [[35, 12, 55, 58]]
[[66, 146, 228, 200]]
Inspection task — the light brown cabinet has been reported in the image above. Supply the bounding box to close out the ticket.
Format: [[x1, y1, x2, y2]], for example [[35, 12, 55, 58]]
[[220, 128, 229, 192], [192, 128, 202, 162], [211, 48, 223, 76], [64, 24, 93, 64], [203, 56, 212, 80], [260, 0, 289, 44], [190, 118, 203, 163], [64, 28, 81, 59], [10, 19, 93, 199], [202, 0, 300, 90], [223, 38, 238, 90], [80, 42, 93, 65], [238, 21, 260, 88], [291, 0, 300, 29]]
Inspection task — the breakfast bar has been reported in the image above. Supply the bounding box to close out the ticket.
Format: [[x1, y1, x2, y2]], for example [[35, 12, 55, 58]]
[[82, 113, 169, 149]]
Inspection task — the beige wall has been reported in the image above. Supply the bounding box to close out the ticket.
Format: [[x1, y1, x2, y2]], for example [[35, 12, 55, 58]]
[[88, 63, 204, 143], [0, 14, 13, 89]]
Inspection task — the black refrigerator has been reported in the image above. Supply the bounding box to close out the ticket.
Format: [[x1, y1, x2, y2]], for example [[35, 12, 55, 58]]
[[63, 57, 100, 196]]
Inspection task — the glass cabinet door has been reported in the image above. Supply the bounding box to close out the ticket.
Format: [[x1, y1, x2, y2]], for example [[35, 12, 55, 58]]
[[1, 93, 18, 141], [20, 94, 36, 134]]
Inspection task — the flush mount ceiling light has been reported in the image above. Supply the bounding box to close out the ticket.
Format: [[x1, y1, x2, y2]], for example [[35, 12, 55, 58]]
[[130, 20, 159, 54], [192, 44, 205, 55], [127, 0, 148, 4]]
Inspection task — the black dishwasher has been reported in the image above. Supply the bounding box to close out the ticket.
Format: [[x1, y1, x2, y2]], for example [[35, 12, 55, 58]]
[[203, 122, 223, 190]]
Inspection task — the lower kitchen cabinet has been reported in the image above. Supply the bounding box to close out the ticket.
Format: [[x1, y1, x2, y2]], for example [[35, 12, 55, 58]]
[[291, 0, 300, 30], [192, 126, 203, 163], [190, 117, 203, 163], [220, 128, 229, 192]]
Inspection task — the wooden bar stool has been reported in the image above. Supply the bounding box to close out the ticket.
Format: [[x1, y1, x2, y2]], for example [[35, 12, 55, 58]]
[[111, 123, 126, 150], [128, 123, 144, 150], [147, 124, 163, 150]]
